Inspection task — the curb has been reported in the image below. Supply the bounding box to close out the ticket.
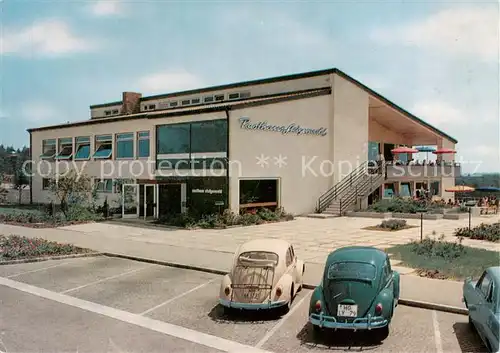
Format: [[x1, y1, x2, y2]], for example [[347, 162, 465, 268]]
[[0, 252, 103, 265], [398, 298, 468, 316], [102, 253, 228, 276], [102, 253, 468, 316]]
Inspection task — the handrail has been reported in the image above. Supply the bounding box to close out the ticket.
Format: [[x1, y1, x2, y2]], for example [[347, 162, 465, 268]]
[[339, 173, 384, 215], [317, 161, 372, 212]]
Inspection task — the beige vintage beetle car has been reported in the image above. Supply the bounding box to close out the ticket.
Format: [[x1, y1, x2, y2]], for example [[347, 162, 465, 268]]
[[219, 239, 305, 313]]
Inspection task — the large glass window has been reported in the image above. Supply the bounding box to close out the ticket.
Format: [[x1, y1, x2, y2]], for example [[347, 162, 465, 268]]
[[368, 141, 379, 162], [93, 135, 112, 159], [116, 133, 134, 159], [95, 178, 113, 193], [41, 139, 56, 159], [157, 123, 190, 154], [137, 131, 150, 158], [190, 119, 227, 153], [74, 136, 91, 160], [400, 182, 411, 197], [239, 179, 278, 212], [327, 262, 377, 281]]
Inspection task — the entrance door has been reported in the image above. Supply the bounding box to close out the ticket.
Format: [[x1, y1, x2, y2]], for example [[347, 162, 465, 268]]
[[122, 184, 140, 218], [158, 184, 182, 217], [144, 184, 157, 219]]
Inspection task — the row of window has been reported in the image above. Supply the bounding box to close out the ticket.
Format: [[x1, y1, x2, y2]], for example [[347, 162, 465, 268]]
[[40, 132, 150, 160], [146, 91, 251, 111], [42, 177, 129, 193]]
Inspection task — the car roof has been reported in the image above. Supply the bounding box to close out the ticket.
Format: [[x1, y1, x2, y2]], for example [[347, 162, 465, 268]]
[[487, 266, 500, 285], [326, 246, 387, 266], [237, 238, 291, 257]]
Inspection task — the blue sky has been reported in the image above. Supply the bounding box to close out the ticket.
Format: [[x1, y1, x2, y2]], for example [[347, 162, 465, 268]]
[[1, 0, 499, 173]]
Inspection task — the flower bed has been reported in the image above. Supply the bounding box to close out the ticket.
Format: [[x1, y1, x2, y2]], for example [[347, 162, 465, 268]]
[[454, 222, 500, 243], [387, 235, 499, 280], [368, 197, 452, 215], [363, 219, 417, 232], [0, 206, 104, 228], [155, 208, 294, 229], [0, 234, 93, 261]]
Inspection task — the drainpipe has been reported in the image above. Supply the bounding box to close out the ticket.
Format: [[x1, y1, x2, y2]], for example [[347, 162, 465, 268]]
[[224, 108, 230, 211], [29, 131, 33, 204]]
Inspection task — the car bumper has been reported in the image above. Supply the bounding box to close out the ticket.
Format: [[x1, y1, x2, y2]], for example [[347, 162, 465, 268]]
[[219, 298, 288, 310], [309, 312, 388, 330]]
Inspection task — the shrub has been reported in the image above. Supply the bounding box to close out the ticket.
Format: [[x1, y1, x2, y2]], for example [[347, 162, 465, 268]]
[[154, 207, 293, 229], [369, 198, 423, 213], [64, 205, 104, 222], [0, 234, 90, 260], [454, 222, 500, 242], [411, 235, 466, 260], [379, 219, 407, 230]]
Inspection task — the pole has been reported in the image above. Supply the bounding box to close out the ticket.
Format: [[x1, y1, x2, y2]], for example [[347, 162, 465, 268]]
[[420, 212, 423, 242], [468, 207, 471, 230]]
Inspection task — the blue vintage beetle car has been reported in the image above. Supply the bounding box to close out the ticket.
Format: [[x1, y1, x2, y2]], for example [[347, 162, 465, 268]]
[[463, 266, 500, 353], [309, 246, 400, 340]]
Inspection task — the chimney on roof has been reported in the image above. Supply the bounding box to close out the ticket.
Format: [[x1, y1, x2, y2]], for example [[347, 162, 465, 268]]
[[121, 92, 142, 115]]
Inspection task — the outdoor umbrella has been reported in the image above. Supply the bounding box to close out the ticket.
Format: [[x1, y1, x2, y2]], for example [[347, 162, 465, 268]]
[[445, 185, 475, 192], [475, 186, 500, 192], [433, 148, 456, 154], [391, 147, 418, 154], [415, 146, 436, 160]]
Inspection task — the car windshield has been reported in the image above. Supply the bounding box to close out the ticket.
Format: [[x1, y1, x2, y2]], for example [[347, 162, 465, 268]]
[[238, 251, 279, 267], [327, 261, 377, 281]]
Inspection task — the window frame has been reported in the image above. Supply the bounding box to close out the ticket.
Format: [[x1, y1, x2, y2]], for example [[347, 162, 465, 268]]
[[55, 137, 73, 160], [156, 123, 191, 155], [74, 136, 91, 160], [169, 101, 178, 107], [42, 178, 51, 190], [214, 94, 224, 101], [228, 92, 240, 100], [115, 132, 134, 159], [95, 178, 113, 193], [93, 134, 113, 159], [137, 131, 150, 158], [40, 139, 57, 159], [204, 96, 214, 103], [190, 119, 228, 154], [478, 272, 492, 299], [285, 247, 293, 268]]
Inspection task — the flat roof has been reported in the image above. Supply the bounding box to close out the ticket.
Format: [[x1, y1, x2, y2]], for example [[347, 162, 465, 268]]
[[29, 68, 458, 143]]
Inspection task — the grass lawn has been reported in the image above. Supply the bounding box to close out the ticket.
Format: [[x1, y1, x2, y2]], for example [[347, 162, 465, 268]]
[[387, 240, 499, 280], [0, 234, 93, 261]]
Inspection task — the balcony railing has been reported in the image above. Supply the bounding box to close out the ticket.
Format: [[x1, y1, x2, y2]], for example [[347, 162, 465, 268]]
[[385, 162, 461, 179]]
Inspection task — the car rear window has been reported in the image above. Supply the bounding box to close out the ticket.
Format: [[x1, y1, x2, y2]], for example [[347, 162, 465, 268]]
[[327, 261, 377, 281], [238, 251, 279, 266]]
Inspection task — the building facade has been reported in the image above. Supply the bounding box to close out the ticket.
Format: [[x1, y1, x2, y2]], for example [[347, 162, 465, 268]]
[[28, 68, 460, 217]]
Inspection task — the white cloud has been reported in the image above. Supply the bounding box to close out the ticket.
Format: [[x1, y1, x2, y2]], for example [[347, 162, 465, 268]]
[[371, 6, 499, 62], [19, 102, 60, 123], [411, 100, 467, 127], [470, 145, 500, 158], [88, 0, 123, 17], [1, 19, 97, 57], [138, 70, 204, 94]]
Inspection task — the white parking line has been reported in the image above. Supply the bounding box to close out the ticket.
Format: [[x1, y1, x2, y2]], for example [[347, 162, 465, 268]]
[[7, 262, 71, 278], [255, 291, 312, 349], [140, 278, 218, 316], [0, 276, 273, 353], [60, 266, 151, 294], [432, 310, 443, 353]]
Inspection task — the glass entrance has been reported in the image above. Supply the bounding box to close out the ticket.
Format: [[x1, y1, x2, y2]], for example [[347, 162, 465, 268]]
[[144, 184, 157, 219], [158, 184, 182, 217], [122, 184, 139, 218]]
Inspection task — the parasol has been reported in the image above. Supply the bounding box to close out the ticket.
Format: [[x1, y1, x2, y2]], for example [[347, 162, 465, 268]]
[[474, 186, 500, 192], [391, 147, 418, 154], [415, 146, 436, 160], [445, 185, 475, 192], [433, 148, 456, 154]]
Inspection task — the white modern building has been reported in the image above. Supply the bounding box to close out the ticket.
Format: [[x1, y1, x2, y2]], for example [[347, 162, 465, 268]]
[[28, 68, 460, 217]]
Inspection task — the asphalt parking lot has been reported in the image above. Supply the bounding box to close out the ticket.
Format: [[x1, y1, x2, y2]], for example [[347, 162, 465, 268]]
[[0, 255, 487, 353]]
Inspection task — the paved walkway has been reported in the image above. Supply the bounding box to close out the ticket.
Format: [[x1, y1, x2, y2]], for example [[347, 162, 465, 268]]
[[2, 215, 498, 308], [65, 215, 499, 265]]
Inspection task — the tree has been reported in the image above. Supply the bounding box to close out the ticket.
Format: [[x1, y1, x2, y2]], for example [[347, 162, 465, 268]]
[[12, 164, 29, 204], [49, 170, 92, 216]]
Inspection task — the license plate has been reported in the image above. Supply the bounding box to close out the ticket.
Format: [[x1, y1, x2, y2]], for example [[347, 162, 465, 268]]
[[338, 304, 358, 317]]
